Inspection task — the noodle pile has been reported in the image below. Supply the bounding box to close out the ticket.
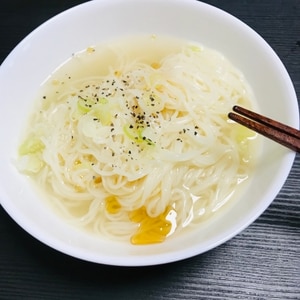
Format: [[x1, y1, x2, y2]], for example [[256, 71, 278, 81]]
[[18, 39, 257, 244]]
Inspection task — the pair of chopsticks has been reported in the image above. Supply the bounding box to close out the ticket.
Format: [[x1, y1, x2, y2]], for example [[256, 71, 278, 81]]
[[228, 105, 300, 153]]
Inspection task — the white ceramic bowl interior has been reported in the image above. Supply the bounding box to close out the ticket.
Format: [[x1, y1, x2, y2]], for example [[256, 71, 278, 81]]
[[0, 0, 298, 266]]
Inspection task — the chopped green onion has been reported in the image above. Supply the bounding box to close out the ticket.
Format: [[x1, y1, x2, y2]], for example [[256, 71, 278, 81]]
[[19, 135, 45, 155]]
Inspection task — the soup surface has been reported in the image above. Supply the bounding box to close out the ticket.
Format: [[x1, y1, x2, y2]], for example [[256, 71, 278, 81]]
[[17, 35, 259, 245]]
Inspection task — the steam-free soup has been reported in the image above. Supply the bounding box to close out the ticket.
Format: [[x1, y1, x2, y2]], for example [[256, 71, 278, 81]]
[[17, 35, 259, 245]]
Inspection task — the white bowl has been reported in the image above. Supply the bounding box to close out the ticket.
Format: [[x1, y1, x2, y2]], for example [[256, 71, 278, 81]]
[[0, 0, 298, 266]]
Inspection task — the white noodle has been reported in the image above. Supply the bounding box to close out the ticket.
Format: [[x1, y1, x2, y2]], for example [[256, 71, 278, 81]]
[[18, 39, 258, 243]]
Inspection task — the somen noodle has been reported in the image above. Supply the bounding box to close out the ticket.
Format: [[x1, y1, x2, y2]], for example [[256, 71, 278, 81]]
[[17, 35, 258, 245]]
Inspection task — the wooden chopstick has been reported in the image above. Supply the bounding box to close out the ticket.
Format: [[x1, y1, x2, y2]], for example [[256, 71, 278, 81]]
[[228, 105, 300, 152]]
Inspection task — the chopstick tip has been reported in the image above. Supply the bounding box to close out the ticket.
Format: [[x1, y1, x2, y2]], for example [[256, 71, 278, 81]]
[[232, 105, 240, 112]]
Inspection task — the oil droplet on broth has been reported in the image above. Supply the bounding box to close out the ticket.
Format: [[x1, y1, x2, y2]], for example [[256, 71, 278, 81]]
[[129, 206, 177, 245]]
